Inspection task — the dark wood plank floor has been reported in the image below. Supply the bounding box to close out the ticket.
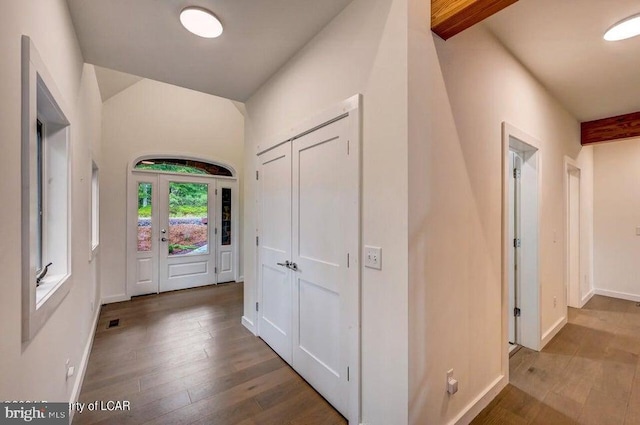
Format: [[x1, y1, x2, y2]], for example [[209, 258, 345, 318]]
[[472, 295, 640, 425], [73, 282, 346, 425]]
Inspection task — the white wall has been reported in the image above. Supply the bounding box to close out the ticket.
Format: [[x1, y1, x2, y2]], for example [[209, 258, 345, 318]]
[[594, 138, 640, 301], [100, 79, 245, 301], [408, 5, 594, 423], [242, 0, 409, 423], [0, 0, 102, 402]]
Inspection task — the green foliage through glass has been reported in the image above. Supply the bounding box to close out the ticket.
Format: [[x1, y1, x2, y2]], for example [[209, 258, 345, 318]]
[[136, 163, 208, 175]]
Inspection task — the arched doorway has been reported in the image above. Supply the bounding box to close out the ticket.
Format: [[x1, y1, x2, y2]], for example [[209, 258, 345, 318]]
[[126, 156, 238, 296]]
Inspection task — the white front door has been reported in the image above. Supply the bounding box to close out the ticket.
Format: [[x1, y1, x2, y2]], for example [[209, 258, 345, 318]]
[[291, 117, 356, 417], [258, 143, 293, 364], [158, 174, 217, 292], [131, 175, 159, 297], [215, 181, 235, 283], [129, 171, 239, 297]]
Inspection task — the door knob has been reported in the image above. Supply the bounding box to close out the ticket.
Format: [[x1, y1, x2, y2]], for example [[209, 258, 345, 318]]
[[287, 262, 298, 271], [161, 237, 168, 242]]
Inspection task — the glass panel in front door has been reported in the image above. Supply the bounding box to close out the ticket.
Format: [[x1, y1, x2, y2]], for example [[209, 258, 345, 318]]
[[168, 182, 209, 256], [221, 188, 231, 246], [137, 182, 152, 252]]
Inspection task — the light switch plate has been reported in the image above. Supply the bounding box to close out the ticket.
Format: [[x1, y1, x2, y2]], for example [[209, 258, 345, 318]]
[[365, 246, 382, 270]]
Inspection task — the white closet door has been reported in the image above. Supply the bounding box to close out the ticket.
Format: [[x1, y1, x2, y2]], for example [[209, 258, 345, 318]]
[[258, 143, 293, 364], [291, 116, 356, 417]]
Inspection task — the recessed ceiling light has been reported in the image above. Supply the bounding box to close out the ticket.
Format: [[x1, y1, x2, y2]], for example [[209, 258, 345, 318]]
[[180, 7, 223, 39], [604, 13, 640, 41]]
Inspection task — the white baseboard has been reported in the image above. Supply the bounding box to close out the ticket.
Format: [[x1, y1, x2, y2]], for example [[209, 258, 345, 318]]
[[69, 303, 101, 421], [237, 275, 244, 283], [450, 374, 507, 425], [580, 289, 595, 307], [594, 288, 640, 302], [541, 316, 567, 349], [241, 316, 256, 335], [101, 294, 130, 304]]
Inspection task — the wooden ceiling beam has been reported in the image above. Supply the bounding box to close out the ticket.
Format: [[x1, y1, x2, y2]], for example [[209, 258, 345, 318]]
[[432, 0, 518, 40], [581, 111, 640, 145]]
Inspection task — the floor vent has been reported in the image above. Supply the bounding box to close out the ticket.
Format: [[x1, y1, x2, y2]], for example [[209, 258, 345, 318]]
[[108, 319, 120, 329]]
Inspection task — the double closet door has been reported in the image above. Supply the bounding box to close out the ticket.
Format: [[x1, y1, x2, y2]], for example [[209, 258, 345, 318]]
[[257, 116, 359, 420], [130, 173, 236, 297]]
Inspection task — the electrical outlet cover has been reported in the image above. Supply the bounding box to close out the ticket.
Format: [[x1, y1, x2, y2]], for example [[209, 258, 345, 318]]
[[364, 246, 382, 270]]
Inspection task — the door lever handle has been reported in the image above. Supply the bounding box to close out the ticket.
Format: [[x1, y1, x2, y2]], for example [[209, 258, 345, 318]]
[[161, 237, 168, 242], [277, 261, 290, 267], [287, 262, 298, 271]]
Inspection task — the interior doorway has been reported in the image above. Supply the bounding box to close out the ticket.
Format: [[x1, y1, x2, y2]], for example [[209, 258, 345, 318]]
[[127, 157, 238, 297], [566, 164, 581, 308], [503, 123, 541, 359], [508, 150, 522, 352]]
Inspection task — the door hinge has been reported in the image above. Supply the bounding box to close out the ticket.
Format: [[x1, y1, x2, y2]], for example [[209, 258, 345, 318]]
[[215, 267, 218, 273], [215, 228, 218, 235], [256, 302, 259, 312], [514, 307, 521, 317], [256, 170, 259, 180], [215, 188, 218, 195], [347, 366, 350, 382], [347, 253, 350, 268], [513, 238, 521, 248], [513, 168, 521, 179], [256, 236, 259, 246], [347, 140, 350, 155]]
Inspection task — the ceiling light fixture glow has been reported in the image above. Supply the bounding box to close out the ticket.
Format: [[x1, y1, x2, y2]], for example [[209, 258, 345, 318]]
[[604, 13, 640, 41], [180, 7, 223, 38]]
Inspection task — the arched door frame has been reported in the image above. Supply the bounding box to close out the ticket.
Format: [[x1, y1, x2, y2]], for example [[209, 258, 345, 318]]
[[126, 153, 240, 299], [128, 153, 239, 178]]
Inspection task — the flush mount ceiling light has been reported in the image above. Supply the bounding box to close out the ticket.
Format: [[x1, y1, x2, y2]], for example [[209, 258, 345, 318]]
[[180, 7, 223, 38], [604, 13, 640, 41]]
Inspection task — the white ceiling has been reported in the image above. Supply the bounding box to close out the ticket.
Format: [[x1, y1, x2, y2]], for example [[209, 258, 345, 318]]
[[485, 0, 640, 122], [94, 66, 143, 102], [67, 0, 354, 102], [70, 0, 640, 120]]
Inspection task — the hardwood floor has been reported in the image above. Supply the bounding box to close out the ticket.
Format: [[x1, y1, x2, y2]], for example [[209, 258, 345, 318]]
[[472, 295, 640, 425], [73, 282, 346, 425]]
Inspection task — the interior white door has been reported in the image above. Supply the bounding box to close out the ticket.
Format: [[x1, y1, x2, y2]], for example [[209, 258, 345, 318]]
[[130, 175, 159, 296], [508, 152, 516, 346], [258, 143, 293, 364], [216, 181, 235, 283], [159, 174, 217, 292], [508, 151, 522, 348], [291, 117, 356, 417]]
